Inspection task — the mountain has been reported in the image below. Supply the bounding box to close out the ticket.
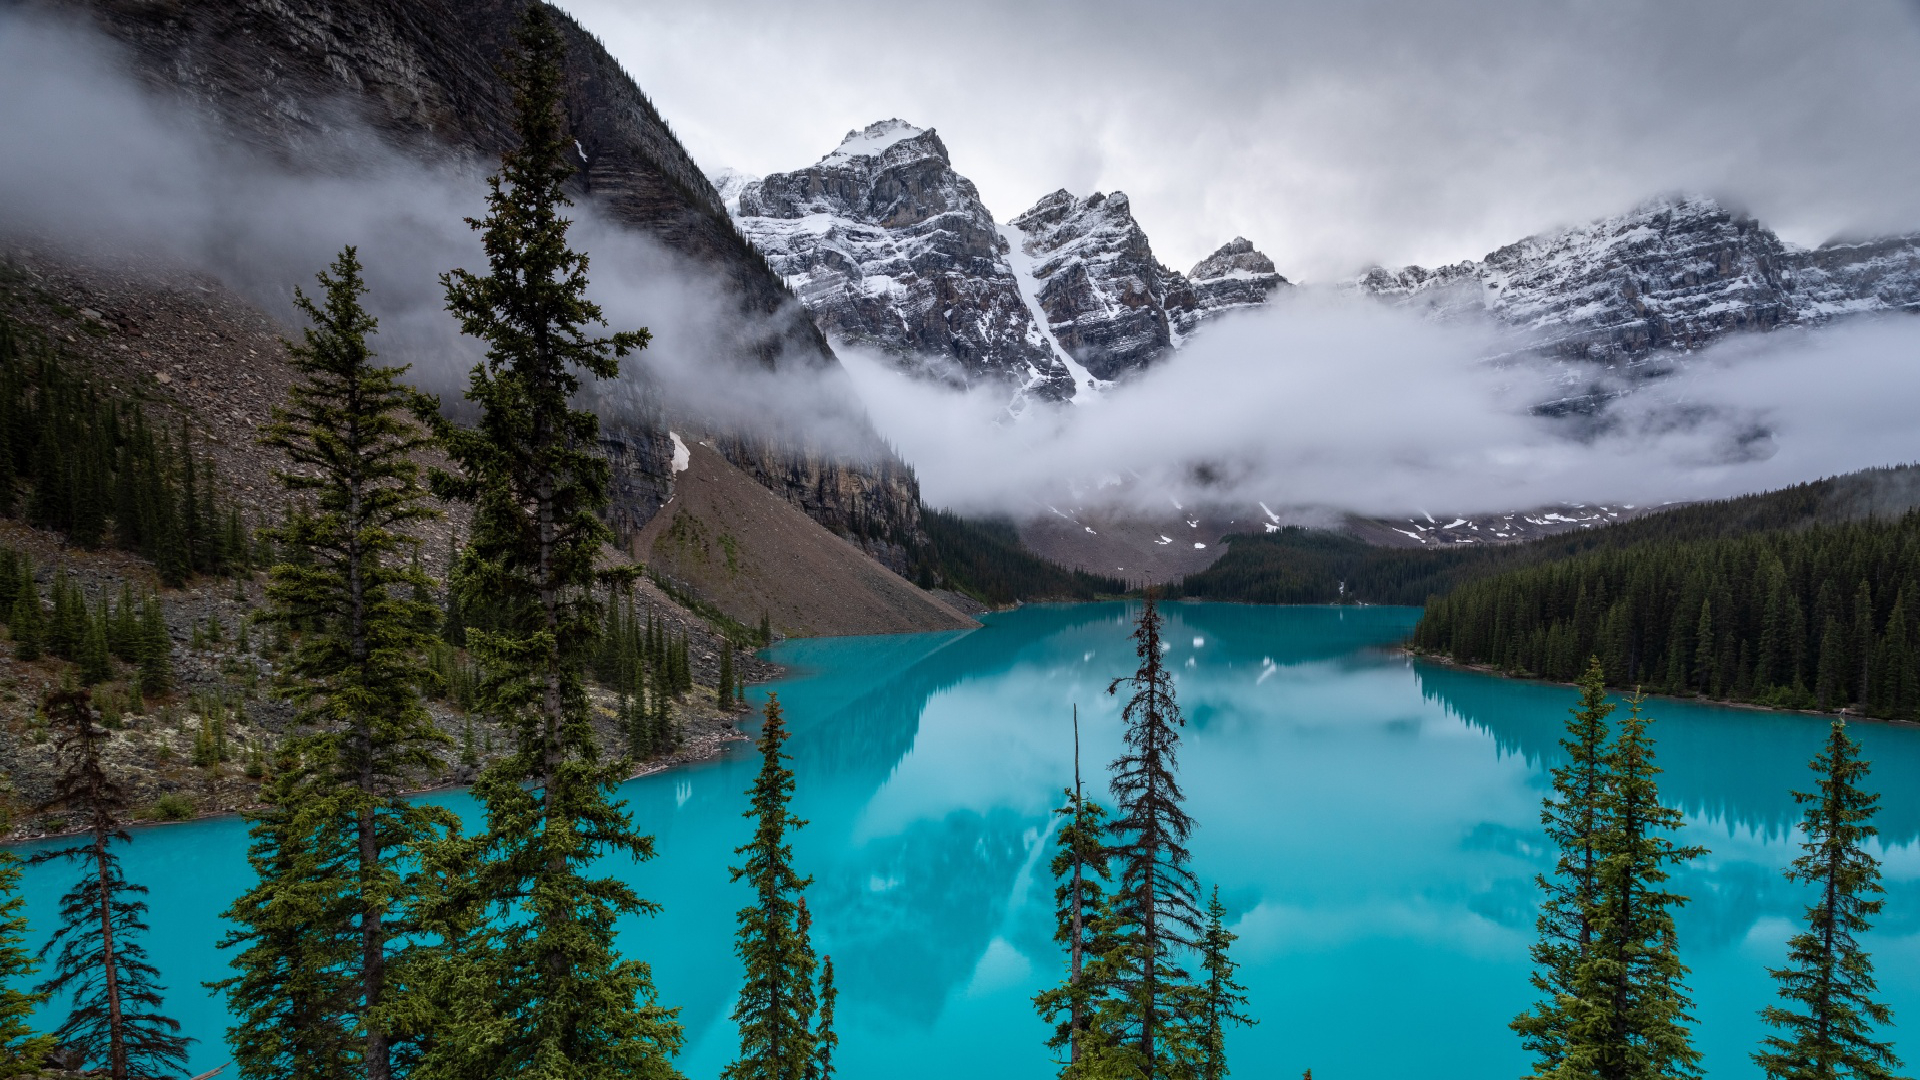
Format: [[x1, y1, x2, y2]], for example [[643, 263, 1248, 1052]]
[[1008, 192, 1286, 382], [725, 119, 1079, 400], [720, 120, 1288, 399], [1358, 194, 1920, 371], [35, 0, 935, 579]]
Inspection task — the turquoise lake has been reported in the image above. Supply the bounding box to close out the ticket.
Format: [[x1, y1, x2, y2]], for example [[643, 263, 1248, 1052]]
[[13, 602, 1920, 1077]]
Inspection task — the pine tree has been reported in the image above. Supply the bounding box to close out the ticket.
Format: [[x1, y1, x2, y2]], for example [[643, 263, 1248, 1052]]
[[0, 810, 52, 1076], [1105, 593, 1202, 1076], [725, 694, 834, 1080], [1560, 692, 1705, 1080], [1035, 706, 1119, 1073], [719, 647, 735, 710], [8, 576, 40, 662], [1191, 886, 1253, 1080], [1752, 720, 1905, 1080], [212, 749, 360, 1080], [29, 688, 192, 1079], [80, 599, 112, 686], [136, 598, 170, 701], [422, 7, 680, 1077], [1514, 658, 1615, 1074], [218, 246, 453, 1080]]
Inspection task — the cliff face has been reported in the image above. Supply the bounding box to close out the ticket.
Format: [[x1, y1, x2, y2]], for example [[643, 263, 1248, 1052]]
[[40, 0, 924, 553]]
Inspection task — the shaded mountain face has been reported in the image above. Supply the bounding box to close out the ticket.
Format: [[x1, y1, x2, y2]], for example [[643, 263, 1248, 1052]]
[[722, 121, 1289, 399], [39, 0, 926, 566], [1358, 195, 1920, 367]]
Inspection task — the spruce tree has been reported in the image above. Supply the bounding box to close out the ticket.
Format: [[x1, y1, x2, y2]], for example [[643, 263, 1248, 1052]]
[[0, 811, 52, 1075], [1191, 886, 1253, 1080], [136, 598, 170, 700], [1035, 707, 1119, 1073], [30, 688, 191, 1079], [218, 246, 453, 1080], [1105, 593, 1202, 1076], [719, 647, 735, 710], [212, 749, 360, 1080], [8, 578, 40, 662], [1752, 720, 1905, 1080], [1560, 692, 1705, 1080], [725, 694, 835, 1080], [423, 7, 680, 1077], [1514, 658, 1615, 1073]]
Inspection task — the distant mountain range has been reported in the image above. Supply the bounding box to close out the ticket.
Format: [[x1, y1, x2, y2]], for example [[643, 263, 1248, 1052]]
[[718, 125, 1920, 410], [716, 120, 1286, 403]]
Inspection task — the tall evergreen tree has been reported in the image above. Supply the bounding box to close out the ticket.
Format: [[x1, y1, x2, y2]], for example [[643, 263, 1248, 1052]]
[[213, 749, 360, 1080], [218, 246, 453, 1080], [135, 598, 170, 701], [1752, 720, 1905, 1080], [1105, 593, 1202, 1077], [1560, 693, 1705, 1080], [1190, 886, 1254, 1080], [8, 576, 40, 663], [1035, 707, 1119, 1073], [423, 7, 680, 1077], [1514, 658, 1615, 1074], [725, 694, 835, 1080], [29, 688, 191, 1079], [0, 809, 51, 1076]]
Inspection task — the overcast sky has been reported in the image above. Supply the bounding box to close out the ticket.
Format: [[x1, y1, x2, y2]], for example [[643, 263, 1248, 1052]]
[[558, 0, 1920, 280]]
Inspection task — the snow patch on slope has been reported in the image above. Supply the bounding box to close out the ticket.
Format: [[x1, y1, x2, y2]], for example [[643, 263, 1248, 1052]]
[[821, 119, 924, 165], [999, 221, 1107, 403]]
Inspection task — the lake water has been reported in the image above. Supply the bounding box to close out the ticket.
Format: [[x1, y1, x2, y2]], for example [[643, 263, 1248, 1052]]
[[13, 602, 1920, 1078]]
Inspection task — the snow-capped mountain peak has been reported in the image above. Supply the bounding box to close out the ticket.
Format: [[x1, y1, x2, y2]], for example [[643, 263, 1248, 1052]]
[[820, 118, 926, 165]]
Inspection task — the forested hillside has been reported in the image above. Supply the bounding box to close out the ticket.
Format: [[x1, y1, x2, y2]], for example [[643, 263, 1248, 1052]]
[[916, 509, 1128, 604], [1173, 466, 1920, 607], [1412, 511, 1920, 718]]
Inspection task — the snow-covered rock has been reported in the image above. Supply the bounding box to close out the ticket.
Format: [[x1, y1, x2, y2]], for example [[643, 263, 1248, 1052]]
[[1173, 236, 1289, 336], [1008, 189, 1185, 381], [721, 120, 1076, 400], [1008, 194, 1288, 380], [1358, 195, 1920, 364], [719, 120, 1290, 399]]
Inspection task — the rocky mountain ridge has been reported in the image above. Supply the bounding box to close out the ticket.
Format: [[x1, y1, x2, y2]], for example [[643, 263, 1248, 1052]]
[[1357, 194, 1920, 368], [720, 120, 1288, 401]]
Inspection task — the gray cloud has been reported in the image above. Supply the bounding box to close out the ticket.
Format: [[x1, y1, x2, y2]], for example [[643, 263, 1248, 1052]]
[[558, 0, 1920, 279]]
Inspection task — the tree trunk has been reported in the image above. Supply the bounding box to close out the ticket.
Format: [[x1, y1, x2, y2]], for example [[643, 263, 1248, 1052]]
[[94, 817, 126, 1080]]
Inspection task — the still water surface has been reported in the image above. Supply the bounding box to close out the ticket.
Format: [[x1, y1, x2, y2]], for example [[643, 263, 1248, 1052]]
[[14, 603, 1920, 1077]]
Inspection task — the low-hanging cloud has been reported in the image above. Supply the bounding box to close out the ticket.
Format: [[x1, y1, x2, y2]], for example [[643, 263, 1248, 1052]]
[[0, 12, 881, 460], [844, 291, 1920, 519]]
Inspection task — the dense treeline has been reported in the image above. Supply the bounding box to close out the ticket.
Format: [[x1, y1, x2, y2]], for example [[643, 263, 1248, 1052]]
[[0, 313, 254, 585], [1173, 465, 1920, 608], [916, 508, 1127, 604], [1167, 527, 1492, 605], [0, 545, 174, 697], [1414, 511, 1920, 717]]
